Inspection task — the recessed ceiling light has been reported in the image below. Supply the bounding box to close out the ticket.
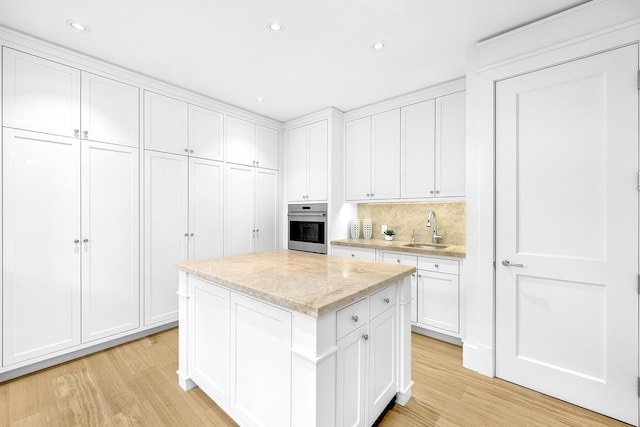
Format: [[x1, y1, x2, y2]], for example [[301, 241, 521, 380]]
[[256, 97, 264, 103], [267, 21, 284, 33], [67, 19, 88, 31], [372, 41, 386, 51]]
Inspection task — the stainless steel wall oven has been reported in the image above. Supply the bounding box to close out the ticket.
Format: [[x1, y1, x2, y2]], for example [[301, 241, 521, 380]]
[[287, 203, 327, 254]]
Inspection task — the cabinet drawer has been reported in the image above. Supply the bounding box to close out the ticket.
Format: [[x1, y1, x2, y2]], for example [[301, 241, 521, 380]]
[[417, 257, 458, 275], [337, 298, 368, 339], [332, 246, 376, 261], [369, 283, 397, 319], [381, 252, 417, 267]]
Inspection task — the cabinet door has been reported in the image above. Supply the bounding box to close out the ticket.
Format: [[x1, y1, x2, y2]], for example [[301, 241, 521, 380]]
[[371, 109, 400, 200], [3, 47, 80, 137], [143, 91, 188, 155], [2, 129, 81, 365], [345, 116, 372, 200], [307, 120, 328, 201], [81, 141, 139, 342], [336, 325, 367, 427], [189, 158, 224, 260], [254, 169, 278, 252], [81, 72, 140, 147], [189, 104, 223, 161], [225, 164, 254, 255], [401, 100, 436, 198], [226, 116, 255, 166], [287, 126, 308, 202], [255, 124, 279, 170], [230, 293, 292, 427], [190, 277, 230, 407], [435, 91, 466, 197], [417, 271, 459, 333], [144, 151, 188, 325], [369, 307, 397, 423]]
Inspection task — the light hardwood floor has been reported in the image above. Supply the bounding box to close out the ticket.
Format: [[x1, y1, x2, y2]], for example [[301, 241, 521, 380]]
[[0, 328, 629, 426]]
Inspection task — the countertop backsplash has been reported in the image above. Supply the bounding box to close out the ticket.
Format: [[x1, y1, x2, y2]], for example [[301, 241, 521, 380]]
[[357, 201, 466, 246]]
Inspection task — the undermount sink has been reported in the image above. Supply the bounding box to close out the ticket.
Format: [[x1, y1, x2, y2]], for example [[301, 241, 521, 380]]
[[403, 243, 449, 250]]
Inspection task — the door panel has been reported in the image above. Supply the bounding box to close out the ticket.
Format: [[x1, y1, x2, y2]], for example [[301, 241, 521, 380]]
[[495, 45, 638, 424], [307, 120, 328, 201], [255, 124, 279, 170], [225, 164, 254, 255], [401, 100, 435, 198], [2, 129, 81, 365], [287, 126, 308, 202], [435, 91, 465, 197], [189, 158, 223, 260], [189, 104, 223, 161], [82, 141, 139, 342], [371, 109, 400, 200], [345, 117, 372, 200], [226, 116, 254, 166], [143, 91, 188, 155], [254, 169, 278, 252]]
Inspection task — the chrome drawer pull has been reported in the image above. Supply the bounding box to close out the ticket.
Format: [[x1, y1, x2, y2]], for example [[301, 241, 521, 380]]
[[351, 315, 359, 322], [383, 297, 390, 304]]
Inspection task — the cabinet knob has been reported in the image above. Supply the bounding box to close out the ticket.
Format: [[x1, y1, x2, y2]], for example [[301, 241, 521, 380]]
[[434, 264, 439, 268], [366, 193, 370, 197], [412, 273, 416, 278], [362, 334, 369, 341], [418, 274, 422, 278], [83, 238, 89, 243], [351, 315, 359, 322], [184, 148, 189, 153], [190, 233, 194, 237], [396, 259, 400, 263], [83, 130, 88, 138], [384, 297, 390, 304], [351, 254, 355, 257], [256, 161, 259, 167], [74, 239, 80, 244], [74, 129, 80, 137], [189, 149, 194, 153], [435, 190, 440, 194], [370, 193, 374, 197], [255, 229, 260, 233], [184, 233, 189, 237]]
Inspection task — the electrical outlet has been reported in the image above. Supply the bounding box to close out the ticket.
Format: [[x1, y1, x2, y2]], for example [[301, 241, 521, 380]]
[[381, 225, 387, 234]]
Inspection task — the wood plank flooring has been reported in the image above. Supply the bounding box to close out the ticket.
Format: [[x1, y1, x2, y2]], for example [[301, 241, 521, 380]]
[[0, 328, 629, 426]]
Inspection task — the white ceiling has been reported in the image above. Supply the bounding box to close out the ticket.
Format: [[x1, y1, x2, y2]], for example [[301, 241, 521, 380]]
[[0, 0, 589, 122]]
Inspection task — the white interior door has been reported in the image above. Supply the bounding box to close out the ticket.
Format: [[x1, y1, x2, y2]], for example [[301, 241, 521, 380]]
[[495, 45, 639, 425]]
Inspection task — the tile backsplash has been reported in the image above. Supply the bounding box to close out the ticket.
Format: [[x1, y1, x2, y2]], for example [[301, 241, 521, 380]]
[[357, 201, 466, 245]]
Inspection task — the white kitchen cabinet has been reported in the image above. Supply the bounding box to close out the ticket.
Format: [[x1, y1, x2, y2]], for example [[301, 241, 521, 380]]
[[336, 324, 368, 427], [345, 109, 400, 201], [190, 276, 230, 407], [144, 91, 189, 155], [144, 151, 189, 325], [369, 303, 397, 423], [189, 104, 224, 161], [81, 141, 140, 343], [435, 91, 466, 197], [230, 292, 292, 427], [287, 120, 328, 202], [3, 47, 80, 137], [2, 129, 81, 365], [188, 157, 224, 261], [417, 269, 459, 334], [401, 100, 436, 198], [381, 252, 418, 322], [400, 92, 465, 199], [3, 48, 139, 147], [332, 245, 377, 261], [2, 128, 141, 364], [81, 72, 140, 147], [144, 152, 224, 326], [225, 164, 278, 256], [226, 116, 279, 170]]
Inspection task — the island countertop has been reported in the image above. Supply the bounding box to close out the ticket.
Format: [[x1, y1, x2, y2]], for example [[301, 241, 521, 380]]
[[175, 249, 415, 317]]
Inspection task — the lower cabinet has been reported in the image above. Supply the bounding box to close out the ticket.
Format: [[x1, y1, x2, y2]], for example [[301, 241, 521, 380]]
[[332, 245, 377, 261], [417, 270, 459, 334], [336, 284, 398, 427]]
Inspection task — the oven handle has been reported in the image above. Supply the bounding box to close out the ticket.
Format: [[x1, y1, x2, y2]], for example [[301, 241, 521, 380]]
[[287, 212, 327, 217]]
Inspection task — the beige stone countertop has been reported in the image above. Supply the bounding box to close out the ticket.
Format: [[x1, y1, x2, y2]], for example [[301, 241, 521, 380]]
[[175, 249, 415, 317], [331, 238, 466, 258]]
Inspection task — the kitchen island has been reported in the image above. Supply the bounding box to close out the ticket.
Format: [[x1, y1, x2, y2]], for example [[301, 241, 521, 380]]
[[175, 249, 415, 427]]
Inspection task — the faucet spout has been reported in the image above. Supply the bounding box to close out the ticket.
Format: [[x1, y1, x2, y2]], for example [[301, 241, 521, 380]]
[[427, 211, 444, 244]]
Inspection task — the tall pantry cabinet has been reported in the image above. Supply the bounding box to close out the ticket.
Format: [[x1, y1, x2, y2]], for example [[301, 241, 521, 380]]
[[2, 48, 140, 365], [143, 91, 224, 325]]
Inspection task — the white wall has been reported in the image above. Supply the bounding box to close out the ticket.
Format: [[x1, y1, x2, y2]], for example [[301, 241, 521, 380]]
[[463, 0, 640, 375]]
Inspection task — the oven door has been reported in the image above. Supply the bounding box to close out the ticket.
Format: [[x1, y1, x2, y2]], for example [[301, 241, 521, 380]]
[[288, 214, 327, 254]]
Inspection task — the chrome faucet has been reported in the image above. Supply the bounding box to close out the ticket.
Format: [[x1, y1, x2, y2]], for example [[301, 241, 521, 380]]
[[426, 211, 444, 244]]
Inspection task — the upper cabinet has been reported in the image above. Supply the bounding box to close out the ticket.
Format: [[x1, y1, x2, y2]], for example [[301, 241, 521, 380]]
[[3, 48, 139, 147], [287, 120, 328, 202], [144, 91, 224, 161], [401, 91, 466, 199], [226, 116, 279, 170], [345, 109, 401, 201]]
